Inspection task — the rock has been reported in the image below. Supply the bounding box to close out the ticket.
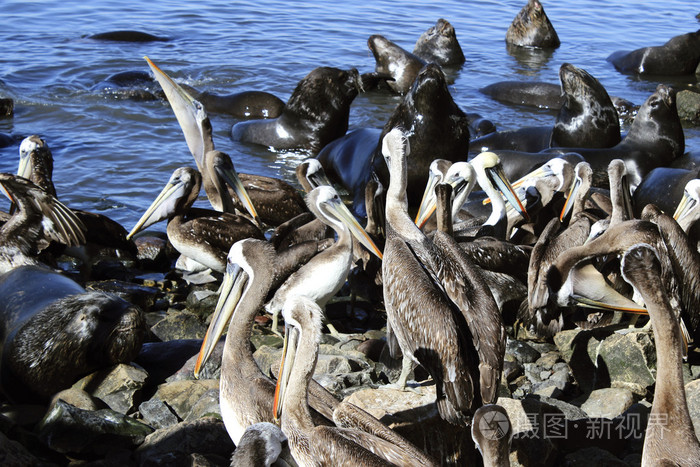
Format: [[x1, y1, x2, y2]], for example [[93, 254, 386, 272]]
[[76, 363, 149, 414], [677, 89, 700, 123], [579, 388, 635, 419], [562, 446, 628, 466], [136, 339, 218, 385], [253, 345, 283, 378], [536, 351, 562, 370], [139, 399, 180, 429], [249, 332, 284, 351], [135, 417, 234, 465], [507, 338, 542, 364], [504, 359, 524, 382], [0, 431, 46, 465], [151, 309, 208, 341], [185, 287, 219, 317], [87, 279, 159, 312], [345, 385, 479, 464], [498, 397, 558, 467], [133, 233, 173, 269], [37, 400, 153, 455], [185, 389, 221, 421], [50, 387, 105, 412], [555, 328, 655, 396], [685, 379, 700, 436], [151, 379, 219, 420]]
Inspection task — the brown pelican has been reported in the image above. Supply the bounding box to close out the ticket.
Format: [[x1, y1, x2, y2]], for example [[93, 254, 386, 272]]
[[274, 295, 437, 466], [414, 158, 453, 226], [145, 56, 304, 226], [194, 239, 338, 446], [16, 135, 137, 262], [296, 158, 335, 193], [127, 167, 264, 273], [554, 242, 700, 465], [618, 245, 700, 466], [0, 173, 85, 273], [471, 404, 513, 467], [547, 205, 700, 346], [382, 129, 506, 425], [673, 178, 700, 234], [229, 422, 287, 467], [264, 185, 383, 335]]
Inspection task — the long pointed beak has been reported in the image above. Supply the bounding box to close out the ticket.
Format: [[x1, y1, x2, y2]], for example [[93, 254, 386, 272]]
[[414, 170, 442, 227], [560, 173, 583, 222], [273, 324, 298, 422], [488, 164, 530, 222], [216, 164, 262, 226], [194, 261, 249, 378], [569, 263, 648, 313], [327, 196, 383, 260], [307, 169, 334, 191], [673, 191, 695, 222], [483, 164, 552, 205], [127, 179, 184, 240], [144, 56, 209, 168], [17, 155, 31, 180]]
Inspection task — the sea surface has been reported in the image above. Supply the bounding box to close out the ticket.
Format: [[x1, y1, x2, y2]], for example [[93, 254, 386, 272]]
[[0, 0, 698, 232]]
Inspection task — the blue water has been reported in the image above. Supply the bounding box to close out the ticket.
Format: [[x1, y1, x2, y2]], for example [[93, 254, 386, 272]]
[[0, 0, 698, 231]]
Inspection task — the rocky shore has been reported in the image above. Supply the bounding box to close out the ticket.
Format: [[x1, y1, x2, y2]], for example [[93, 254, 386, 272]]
[[0, 230, 697, 467]]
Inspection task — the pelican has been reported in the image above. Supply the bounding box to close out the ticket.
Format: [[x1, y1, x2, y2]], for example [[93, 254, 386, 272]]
[[194, 239, 338, 446], [274, 295, 437, 466], [382, 128, 506, 426], [229, 422, 287, 467], [414, 158, 453, 226], [617, 245, 700, 466], [0, 173, 85, 273], [264, 185, 383, 335], [415, 161, 477, 230], [127, 167, 264, 273], [673, 178, 700, 234], [145, 56, 305, 226], [16, 135, 136, 263], [455, 152, 529, 240], [471, 404, 513, 467], [296, 158, 335, 193]]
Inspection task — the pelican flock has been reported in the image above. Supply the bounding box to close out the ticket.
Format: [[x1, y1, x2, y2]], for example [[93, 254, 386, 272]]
[[3, 7, 700, 466]]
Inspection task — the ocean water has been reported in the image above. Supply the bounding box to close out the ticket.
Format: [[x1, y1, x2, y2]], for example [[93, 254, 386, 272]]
[[0, 0, 698, 231]]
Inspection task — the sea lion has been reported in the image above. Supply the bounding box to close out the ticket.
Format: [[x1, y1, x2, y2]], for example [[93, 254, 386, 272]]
[[194, 90, 284, 119], [0, 266, 146, 402], [470, 63, 621, 153], [412, 18, 465, 67], [542, 84, 684, 189], [607, 29, 700, 75], [231, 67, 362, 154], [479, 80, 639, 122], [317, 63, 470, 215], [632, 167, 700, 217], [0, 98, 13, 118], [87, 30, 169, 42], [505, 0, 560, 49], [367, 35, 426, 94], [93, 70, 161, 101]]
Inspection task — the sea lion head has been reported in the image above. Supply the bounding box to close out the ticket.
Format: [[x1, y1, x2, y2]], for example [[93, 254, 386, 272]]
[[413, 18, 465, 66]]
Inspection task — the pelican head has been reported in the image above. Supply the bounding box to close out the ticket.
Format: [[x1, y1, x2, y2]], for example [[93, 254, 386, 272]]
[[296, 158, 334, 193], [673, 179, 700, 230], [204, 150, 261, 225], [126, 167, 201, 240], [415, 161, 476, 228], [306, 185, 383, 259], [471, 152, 530, 223]]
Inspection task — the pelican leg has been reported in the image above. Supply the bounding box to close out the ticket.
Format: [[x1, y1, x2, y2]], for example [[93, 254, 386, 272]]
[[270, 311, 283, 337], [382, 355, 420, 393], [325, 321, 342, 339]]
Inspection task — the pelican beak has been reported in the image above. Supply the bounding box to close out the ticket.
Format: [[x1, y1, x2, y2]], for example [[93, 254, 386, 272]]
[[144, 56, 210, 168], [414, 170, 442, 228], [487, 163, 530, 222], [326, 195, 383, 260], [273, 323, 299, 423], [482, 164, 551, 205], [307, 169, 334, 191], [567, 262, 647, 314], [194, 259, 249, 378], [126, 177, 186, 240], [673, 190, 695, 223], [215, 163, 262, 226], [560, 172, 583, 222]]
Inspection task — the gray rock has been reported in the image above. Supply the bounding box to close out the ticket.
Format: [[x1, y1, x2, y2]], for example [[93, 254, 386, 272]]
[[579, 388, 635, 419], [136, 417, 234, 465], [185, 389, 222, 421], [139, 399, 180, 429], [185, 287, 219, 317], [253, 345, 283, 378], [250, 333, 284, 351], [50, 387, 105, 412], [0, 431, 46, 466], [151, 309, 208, 341], [677, 89, 700, 123], [536, 351, 562, 370], [507, 338, 542, 364], [152, 379, 220, 420], [37, 400, 153, 455], [504, 359, 524, 382], [76, 363, 149, 414], [685, 379, 700, 437]]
